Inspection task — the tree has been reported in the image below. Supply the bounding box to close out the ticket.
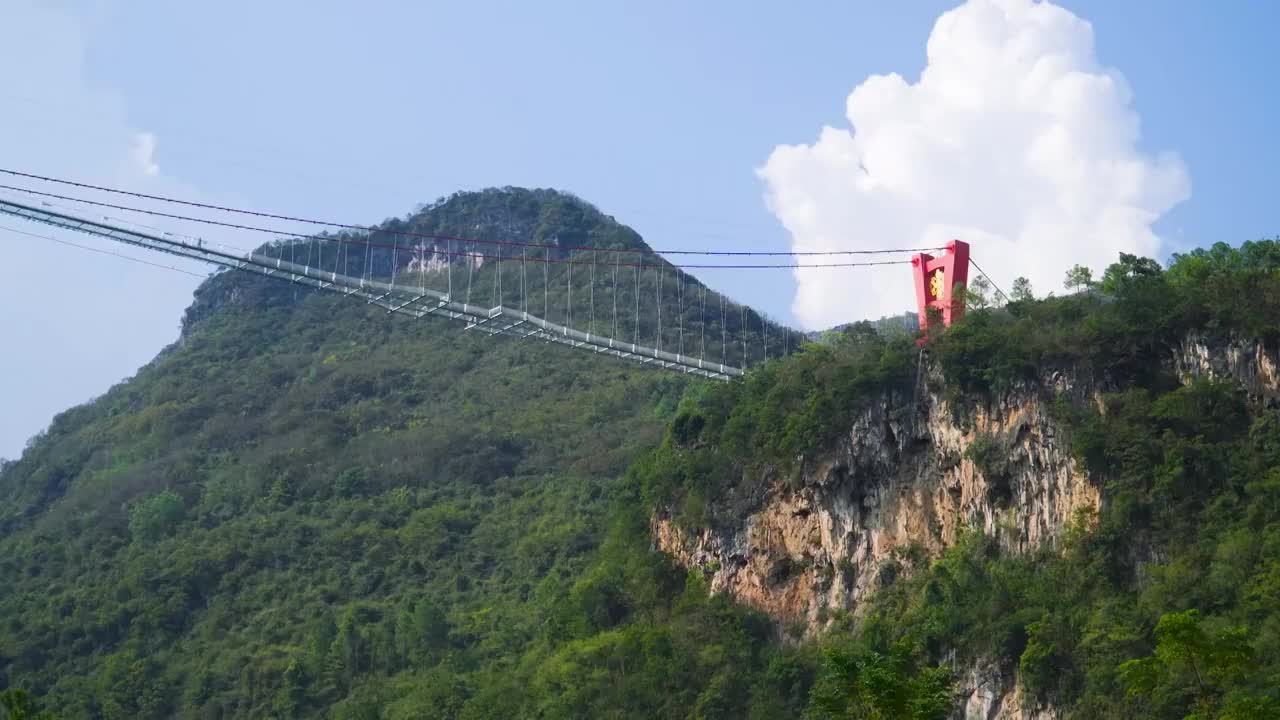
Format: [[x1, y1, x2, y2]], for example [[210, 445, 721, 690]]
[[335, 467, 366, 498], [965, 276, 992, 311], [818, 329, 846, 346], [1064, 264, 1094, 293], [128, 490, 185, 543], [1100, 254, 1162, 294], [806, 643, 951, 720], [1011, 277, 1034, 303], [0, 689, 37, 720], [395, 600, 448, 667], [1118, 609, 1265, 718], [842, 321, 881, 348]]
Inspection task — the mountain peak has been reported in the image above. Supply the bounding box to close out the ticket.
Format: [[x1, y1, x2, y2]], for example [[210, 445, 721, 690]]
[[387, 185, 651, 254]]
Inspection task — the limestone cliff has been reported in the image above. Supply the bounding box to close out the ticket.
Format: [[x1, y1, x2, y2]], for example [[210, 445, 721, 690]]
[[652, 363, 1098, 635]]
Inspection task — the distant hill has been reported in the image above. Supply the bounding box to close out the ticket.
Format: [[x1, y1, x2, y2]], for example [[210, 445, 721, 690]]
[[807, 311, 919, 342]]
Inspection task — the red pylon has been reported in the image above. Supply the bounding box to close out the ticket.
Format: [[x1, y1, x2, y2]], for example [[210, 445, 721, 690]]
[[911, 240, 970, 331]]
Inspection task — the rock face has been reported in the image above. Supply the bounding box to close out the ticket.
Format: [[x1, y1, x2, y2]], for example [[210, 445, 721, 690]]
[[652, 364, 1094, 718], [653, 365, 1098, 636], [956, 662, 1058, 720], [1175, 332, 1280, 404]]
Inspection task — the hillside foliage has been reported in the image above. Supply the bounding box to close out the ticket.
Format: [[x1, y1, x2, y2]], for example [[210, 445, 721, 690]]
[[0, 190, 803, 719], [637, 240, 1280, 718], [5, 183, 1280, 719]]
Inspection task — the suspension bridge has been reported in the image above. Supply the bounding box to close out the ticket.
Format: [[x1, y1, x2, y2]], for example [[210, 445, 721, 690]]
[[0, 170, 980, 381]]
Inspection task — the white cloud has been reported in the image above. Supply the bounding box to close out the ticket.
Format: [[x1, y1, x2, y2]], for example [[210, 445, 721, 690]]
[[131, 132, 161, 177], [758, 0, 1189, 329], [3, 3, 164, 193]]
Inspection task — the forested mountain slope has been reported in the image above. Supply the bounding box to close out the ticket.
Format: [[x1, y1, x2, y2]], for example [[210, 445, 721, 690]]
[[0, 189, 800, 719], [5, 186, 1280, 719]]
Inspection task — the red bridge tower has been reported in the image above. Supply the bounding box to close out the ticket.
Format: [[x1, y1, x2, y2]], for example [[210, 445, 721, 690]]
[[911, 240, 970, 331]]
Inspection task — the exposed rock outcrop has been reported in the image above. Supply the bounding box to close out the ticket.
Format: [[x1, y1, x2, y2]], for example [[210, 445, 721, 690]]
[[653, 368, 1089, 716], [1174, 332, 1280, 403], [956, 662, 1057, 720], [653, 365, 1097, 635]]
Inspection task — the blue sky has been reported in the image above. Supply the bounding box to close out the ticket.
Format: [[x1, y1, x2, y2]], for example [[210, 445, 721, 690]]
[[1, 0, 1278, 458]]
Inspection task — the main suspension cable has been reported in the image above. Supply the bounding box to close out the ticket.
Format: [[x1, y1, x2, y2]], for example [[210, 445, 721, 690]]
[[0, 223, 205, 277], [969, 257, 1010, 303], [0, 183, 912, 270], [0, 170, 944, 257]]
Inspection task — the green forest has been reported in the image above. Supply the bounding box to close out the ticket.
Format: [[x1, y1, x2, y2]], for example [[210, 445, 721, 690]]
[[3, 189, 1280, 718]]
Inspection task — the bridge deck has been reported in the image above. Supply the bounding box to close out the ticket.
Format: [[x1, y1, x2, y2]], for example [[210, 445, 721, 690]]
[[0, 198, 743, 381]]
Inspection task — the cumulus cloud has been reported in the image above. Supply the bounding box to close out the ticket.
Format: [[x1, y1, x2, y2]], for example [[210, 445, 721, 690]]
[[131, 132, 162, 177], [759, 0, 1189, 329]]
